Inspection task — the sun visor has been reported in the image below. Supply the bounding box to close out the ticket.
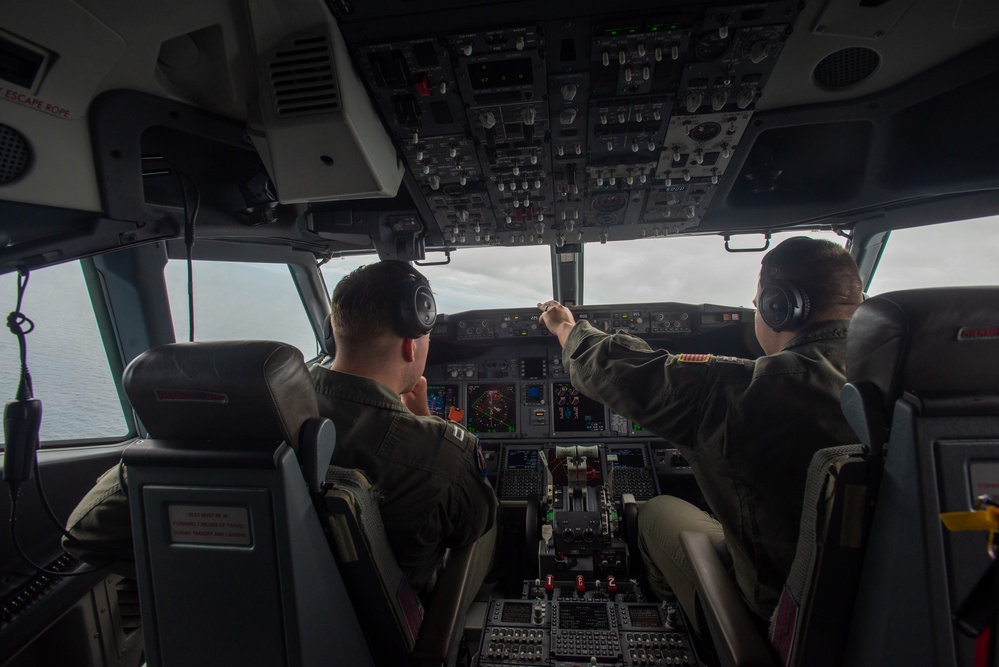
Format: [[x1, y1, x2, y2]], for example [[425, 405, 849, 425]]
[[245, 0, 403, 203]]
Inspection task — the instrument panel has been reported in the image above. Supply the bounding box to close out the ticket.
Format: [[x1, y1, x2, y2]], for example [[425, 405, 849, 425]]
[[424, 301, 756, 441]]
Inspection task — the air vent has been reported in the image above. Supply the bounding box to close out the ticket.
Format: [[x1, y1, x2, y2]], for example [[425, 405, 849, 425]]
[[0, 124, 31, 185], [268, 34, 341, 117], [108, 577, 143, 658], [0, 32, 51, 93], [813, 47, 881, 90]]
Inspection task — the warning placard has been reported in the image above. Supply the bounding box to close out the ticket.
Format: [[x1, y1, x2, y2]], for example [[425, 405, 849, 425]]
[[970, 463, 999, 505], [167, 505, 252, 546]]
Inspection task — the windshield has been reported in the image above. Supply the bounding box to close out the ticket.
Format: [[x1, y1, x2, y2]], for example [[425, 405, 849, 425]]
[[320, 245, 553, 313], [316, 216, 995, 313], [585, 231, 846, 308], [866, 216, 998, 294]]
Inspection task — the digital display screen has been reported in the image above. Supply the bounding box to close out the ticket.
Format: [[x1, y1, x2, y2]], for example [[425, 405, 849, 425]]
[[501, 601, 533, 624], [525, 383, 544, 402], [628, 605, 662, 628], [521, 357, 546, 379], [558, 602, 610, 630], [611, 448, 645, 469], [553, 383, 606, 433], [468, 58, 534, 90], [467, 383, 517, 433], [427, 383, 459, 419], [507, 448, 539, 470]]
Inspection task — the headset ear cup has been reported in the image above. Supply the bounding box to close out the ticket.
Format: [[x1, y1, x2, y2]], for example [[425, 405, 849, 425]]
[[414, 284, 437, 331], [400, 281, 437, 338], [759, 280, 807, 332], [321, 315, 336, 356]]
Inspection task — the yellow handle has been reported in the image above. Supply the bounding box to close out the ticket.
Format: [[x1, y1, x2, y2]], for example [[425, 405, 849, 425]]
[[940, 506, 999, 532]]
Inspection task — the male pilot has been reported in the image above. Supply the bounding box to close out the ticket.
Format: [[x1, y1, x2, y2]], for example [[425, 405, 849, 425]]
[[64, 260, 496, 595], [537, 237, 863, 630], [311, 260, 496, 591]]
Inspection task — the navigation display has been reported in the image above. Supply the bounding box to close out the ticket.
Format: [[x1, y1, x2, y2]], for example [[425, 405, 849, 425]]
[[466, 383, 517, 433], [553, 383, 606, 433], [610, 448, 646, 469], [507, 449, 539, 470], [427, 383, 459, 419]]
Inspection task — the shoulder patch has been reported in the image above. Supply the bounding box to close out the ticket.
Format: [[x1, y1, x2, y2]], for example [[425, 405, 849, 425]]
[[711, 355, 745, 364], [443, 421, 471, 449], [677, 353, 710, 363]]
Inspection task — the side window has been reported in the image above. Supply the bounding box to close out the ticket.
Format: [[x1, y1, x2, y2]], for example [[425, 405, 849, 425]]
[[164, 260, 318, 359], [868, 217, 997, 293], [0, 262, 129, 447]]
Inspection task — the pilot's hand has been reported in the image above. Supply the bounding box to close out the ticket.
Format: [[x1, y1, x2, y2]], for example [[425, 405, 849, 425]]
[[538, 300, 576, 347], [401, 375, 431, 416]]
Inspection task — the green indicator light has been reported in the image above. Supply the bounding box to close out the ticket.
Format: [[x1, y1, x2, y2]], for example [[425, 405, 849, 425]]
[[546, 511, 554, 521], [609, 30, 618, 35]]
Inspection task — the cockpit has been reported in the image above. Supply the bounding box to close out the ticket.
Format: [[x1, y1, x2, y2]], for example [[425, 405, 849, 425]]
[[2, 0, 999, 666]]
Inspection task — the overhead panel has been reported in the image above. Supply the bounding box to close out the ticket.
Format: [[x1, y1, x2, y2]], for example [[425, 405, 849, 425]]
[[351, 2, 800, 248]]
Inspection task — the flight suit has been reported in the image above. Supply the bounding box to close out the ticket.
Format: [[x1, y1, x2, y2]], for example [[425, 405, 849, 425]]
[[311, 366, 498, 591], [562, 319, 857, 622]]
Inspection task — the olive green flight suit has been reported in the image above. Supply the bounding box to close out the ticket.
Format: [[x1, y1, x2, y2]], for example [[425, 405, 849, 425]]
[[562, 319, 857, 622], [311, 366, 497, 591]]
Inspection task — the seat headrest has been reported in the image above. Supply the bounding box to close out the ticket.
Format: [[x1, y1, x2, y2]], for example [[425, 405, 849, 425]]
[[846, 287, 999, 416], [123, 340, 320, 450]]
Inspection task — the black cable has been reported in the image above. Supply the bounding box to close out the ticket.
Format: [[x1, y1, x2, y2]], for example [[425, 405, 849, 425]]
[[4, 270, 113, 576], [7, 270, 34, 402], [8, 489, 106, 576], [174, 171, 200, 342], [32, 457, 125, 553]]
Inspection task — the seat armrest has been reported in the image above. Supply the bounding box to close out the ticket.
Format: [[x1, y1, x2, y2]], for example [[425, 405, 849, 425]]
[[411, 540, 479, 665], [679, 531, 776, 667]]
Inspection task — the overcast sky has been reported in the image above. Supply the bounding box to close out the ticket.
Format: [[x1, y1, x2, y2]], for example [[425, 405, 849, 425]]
[[320, 216, 998, 314]]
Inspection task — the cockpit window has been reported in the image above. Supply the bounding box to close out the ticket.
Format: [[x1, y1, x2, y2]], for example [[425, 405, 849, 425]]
[[164, 260, 319, 359], [585, 231, 847, 307], [867, 216, 998, 294], [0, 262, 129, 447], [320, 245, 554, 313]]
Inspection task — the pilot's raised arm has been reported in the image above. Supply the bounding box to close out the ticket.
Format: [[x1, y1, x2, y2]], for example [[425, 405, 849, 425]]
[[537, 237, 864, 634]]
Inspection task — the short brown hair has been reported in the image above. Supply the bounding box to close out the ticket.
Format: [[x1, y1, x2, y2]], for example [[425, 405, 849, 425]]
[[762, 237, 863, 316], [330, 261, 428, 345]]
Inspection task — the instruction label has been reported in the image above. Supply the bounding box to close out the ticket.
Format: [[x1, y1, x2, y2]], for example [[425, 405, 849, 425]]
[[970, 462, 999, 505], [0, 86, 72, 118], [168, 505, 252, 546]]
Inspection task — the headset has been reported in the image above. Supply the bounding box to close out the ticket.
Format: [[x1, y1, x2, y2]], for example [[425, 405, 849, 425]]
[[322, 261, 437, 352], [758, 252, 810, 332], [396, 264, 437, 339]]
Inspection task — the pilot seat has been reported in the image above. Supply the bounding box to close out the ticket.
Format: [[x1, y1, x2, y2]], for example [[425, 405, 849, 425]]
[[679, 286, 999, 667], [120, 340, 485, 667]]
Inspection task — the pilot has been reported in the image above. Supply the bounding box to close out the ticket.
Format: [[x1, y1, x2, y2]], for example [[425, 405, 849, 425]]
[[63, 260, 497, 596], [537, 236, 864, 632], [312, 260, 497, 592]]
